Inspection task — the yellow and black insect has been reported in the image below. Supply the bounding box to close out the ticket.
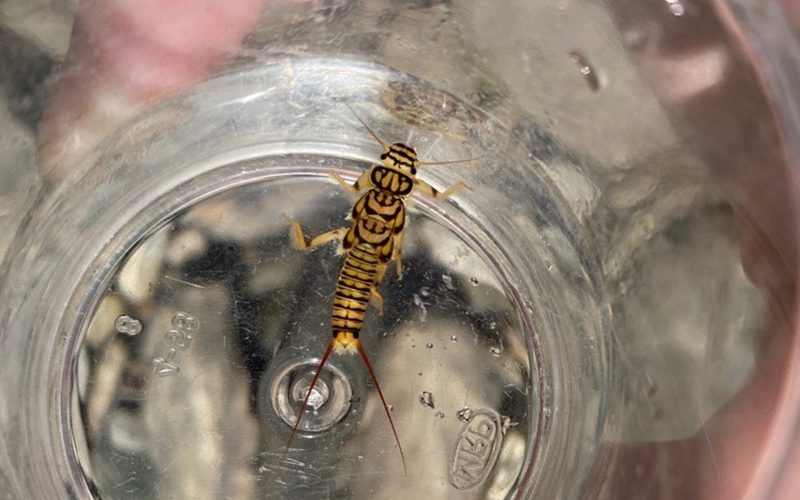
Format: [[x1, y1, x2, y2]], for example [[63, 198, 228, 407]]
[[282, 104, 478, 474]]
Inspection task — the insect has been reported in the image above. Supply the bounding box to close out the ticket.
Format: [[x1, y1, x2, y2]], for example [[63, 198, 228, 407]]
[[282, 103, 478, 474]]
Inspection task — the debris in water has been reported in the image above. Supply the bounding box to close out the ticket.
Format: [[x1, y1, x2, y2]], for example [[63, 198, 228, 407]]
[[419, 391, 435, 409], [457, 407, 474, 422]]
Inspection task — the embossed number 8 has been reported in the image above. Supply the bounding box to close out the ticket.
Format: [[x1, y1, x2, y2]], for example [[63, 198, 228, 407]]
[[172, 312, 198, 333], [115, 315, 142, 336], [164, 330, 193, 349]]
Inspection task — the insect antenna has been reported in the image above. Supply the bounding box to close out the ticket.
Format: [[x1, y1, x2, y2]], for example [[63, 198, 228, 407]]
[[355, 340, 407, 476], [418, 156, 482, 166], [284, 339, 336, 456], [344, 102, 389, 151]]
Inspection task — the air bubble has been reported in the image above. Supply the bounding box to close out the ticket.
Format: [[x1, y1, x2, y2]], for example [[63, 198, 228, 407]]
[[426, 342, 434, 349], [490, 347, 502, 356], [469, 277, 479, 286], [419, 391, 435, 409], [451, 335, 458, 342]]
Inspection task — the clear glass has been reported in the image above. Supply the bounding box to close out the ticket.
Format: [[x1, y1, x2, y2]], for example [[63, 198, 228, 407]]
[[0, 1, 799, 499]]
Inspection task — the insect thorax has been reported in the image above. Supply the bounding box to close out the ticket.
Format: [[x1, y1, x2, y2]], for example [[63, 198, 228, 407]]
[[352, 189, 400, 218], [370, 166, 414, 197]]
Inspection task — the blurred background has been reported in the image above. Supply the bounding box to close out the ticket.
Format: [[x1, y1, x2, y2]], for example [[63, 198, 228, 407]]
[[1, 0, 800, 499]]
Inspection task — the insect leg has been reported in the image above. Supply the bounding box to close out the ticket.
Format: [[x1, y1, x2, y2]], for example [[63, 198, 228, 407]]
[[391, 231, 405, 279], [415, 179, 474, 200], [370, 264, 387, 315], [328, 169, 371, 193], [370, 289, 384, 316], [281, 214, 346, 250]]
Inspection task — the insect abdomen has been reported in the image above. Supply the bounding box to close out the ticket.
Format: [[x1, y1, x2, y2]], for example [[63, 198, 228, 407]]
[[332, 244, 379, 337]]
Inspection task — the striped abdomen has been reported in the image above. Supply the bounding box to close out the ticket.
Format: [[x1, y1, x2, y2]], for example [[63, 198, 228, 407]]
[[332, 243, 380, 342]]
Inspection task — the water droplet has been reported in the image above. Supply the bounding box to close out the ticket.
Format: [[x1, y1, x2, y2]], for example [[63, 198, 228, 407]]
[[419, 391, 435, 409], [451, 335, 458, 342], [457, 407, 474, 422], [569, 51, 603, 92], [469, 277, 479, 286], [665, 0, 685, 16], [490, 347, 503, 356], [426, 342, 434, 349], [434, 411, 445, 419]]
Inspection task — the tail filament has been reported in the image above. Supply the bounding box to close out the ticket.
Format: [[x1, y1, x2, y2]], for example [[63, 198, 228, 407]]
[[285, 339, 407, 475], [284, 340, 335, 455], [356, 340, 407, 475]]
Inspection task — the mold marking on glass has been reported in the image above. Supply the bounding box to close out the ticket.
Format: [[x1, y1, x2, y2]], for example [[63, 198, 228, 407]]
[[271, 359, 354, 433], [115, 315, 143, 336], [450, 408, 504, 490], [153, 312, 198, 377], [281, 102, 480, 475]]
